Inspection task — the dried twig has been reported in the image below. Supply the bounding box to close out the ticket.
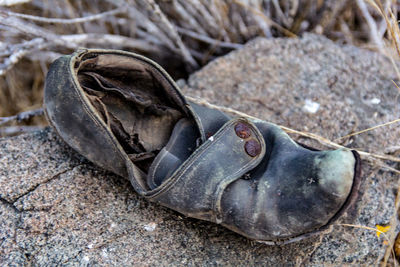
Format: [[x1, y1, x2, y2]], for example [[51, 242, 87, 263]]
[[171, 1, 207, 36], [0, 125, 45, 136], [316, 0, 349, 34], [233, 0, 297, 38], [272, 0, 290, 27], [186, 95, 400, 170], [0, 7, 125, 24], [0, 38, 47, 76], [144, 0, 198, 68], [60, 34, 159, 52], [0, 15, 76, 48], [0, 0, 31, 6], [357, 0, 385, 52], [176, 27, 244, 49], [0, 108, 44, 126]]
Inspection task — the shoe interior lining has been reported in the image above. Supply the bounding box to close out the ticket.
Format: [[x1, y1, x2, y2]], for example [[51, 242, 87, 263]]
[[76, 53, 185, 172]]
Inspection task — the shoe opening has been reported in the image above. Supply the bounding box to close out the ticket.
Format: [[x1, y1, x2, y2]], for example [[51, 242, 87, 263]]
[[76, 52, 187, 172]]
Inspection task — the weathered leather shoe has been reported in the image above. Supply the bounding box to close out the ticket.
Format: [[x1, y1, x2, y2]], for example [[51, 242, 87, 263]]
[[44, 49, 361, 245]]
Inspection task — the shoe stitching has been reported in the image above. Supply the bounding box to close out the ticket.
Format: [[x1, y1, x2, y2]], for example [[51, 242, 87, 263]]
[[147, 118, 263, 202], [146, 119, 238, 198], [68, 54, 145, 184], [212, 120, 266, 223]]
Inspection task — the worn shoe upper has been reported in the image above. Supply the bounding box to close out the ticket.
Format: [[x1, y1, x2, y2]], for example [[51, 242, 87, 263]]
[[44, 49, 361, 244]]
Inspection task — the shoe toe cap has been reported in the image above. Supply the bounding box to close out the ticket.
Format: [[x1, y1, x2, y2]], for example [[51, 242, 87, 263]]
[[316, 149, 355, 200], [220, 148, 358, 243]]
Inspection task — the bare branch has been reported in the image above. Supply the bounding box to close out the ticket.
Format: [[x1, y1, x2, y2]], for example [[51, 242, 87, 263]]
[[272, 0, 290, 26], [246, 1, 273, 38], [26, 51, 63, 62], [233, 0, 296, 38], [0, 38, 48, 76], [124, 5, 177, 52], [206, 1, 232, 42], [181, 1, 228, 40], [171, 1, 207, 36], [0, 0, 31, 6], [60, 34, 160, 52], [0, 7, 125, 24], [0, 16, 76, 48], [356, 0, 385, 52], [144, 0, 199, 68], [0, 108, 44, 126], [176, 27, 244, 49], [0, 125, 45, 137]]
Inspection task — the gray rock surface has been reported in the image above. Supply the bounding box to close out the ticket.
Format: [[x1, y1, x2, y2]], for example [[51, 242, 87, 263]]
[[1, 34, 399, 266]]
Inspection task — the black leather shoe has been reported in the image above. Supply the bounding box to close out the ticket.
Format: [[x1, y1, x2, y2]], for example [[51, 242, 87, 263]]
[[44, 49, 361, 245]]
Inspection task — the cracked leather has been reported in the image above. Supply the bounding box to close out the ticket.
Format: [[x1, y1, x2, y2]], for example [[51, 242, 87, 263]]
[[44, 49, 362, 245]]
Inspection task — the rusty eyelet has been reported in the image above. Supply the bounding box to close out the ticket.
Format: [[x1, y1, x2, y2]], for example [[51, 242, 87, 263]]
[[245, 139, 261, 157], [235, 122, 251, 139]]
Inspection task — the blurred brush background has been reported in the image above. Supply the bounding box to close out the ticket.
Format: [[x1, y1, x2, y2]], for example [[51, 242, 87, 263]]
[[0, 0, 399, 136]]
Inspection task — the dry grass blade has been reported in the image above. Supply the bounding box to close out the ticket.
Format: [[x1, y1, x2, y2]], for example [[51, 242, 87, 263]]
[[335, 118, 400, 141]]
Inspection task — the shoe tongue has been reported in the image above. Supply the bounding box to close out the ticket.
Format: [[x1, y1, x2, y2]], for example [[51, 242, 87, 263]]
[[147, 118, 198, 189]]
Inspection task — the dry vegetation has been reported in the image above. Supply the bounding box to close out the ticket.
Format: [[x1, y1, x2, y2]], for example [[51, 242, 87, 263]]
[[0, 0, 400, 265], [1, 0, 398, 121]]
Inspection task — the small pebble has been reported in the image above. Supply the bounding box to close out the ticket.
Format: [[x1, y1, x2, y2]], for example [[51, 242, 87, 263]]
[[369, 98, 381, 105], [303, 99, 320, 114], [143, 222, 157, 232]]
